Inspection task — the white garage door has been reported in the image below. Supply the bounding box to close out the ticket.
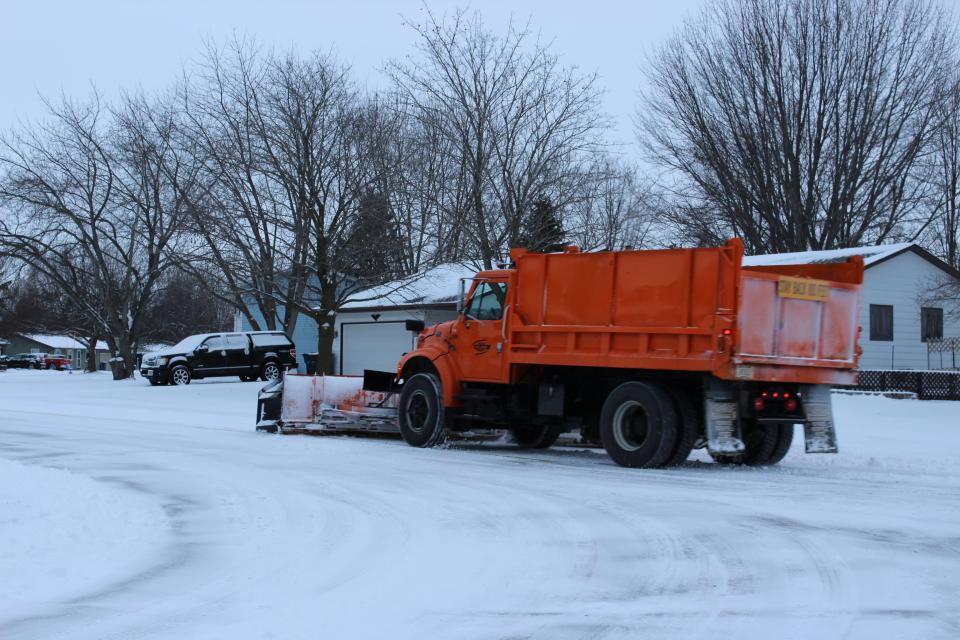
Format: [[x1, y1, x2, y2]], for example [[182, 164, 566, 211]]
[[340, 322, 415, 375]]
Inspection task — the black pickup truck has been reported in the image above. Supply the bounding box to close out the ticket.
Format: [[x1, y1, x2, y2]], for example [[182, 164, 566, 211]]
[[140, 331, 297, 386]]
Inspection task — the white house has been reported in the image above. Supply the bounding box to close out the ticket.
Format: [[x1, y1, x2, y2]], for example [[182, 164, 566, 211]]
[[745, 243, 960, 370]]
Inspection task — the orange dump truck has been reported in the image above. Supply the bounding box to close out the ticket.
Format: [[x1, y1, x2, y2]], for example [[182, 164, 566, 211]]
[[258, 239, 863, 468]]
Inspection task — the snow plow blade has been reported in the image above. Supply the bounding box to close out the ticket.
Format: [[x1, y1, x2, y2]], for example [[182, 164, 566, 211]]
[[257, 373, 400, 435]]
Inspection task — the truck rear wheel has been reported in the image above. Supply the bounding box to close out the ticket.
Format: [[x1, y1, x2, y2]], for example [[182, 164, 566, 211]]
[[663, 385, 698, 467], [600, 382, 678, 468], [512, 425, 560, 449], [711, 421, 792, 466], [398, 373, 447, 448], [765, 423, 794, 465]]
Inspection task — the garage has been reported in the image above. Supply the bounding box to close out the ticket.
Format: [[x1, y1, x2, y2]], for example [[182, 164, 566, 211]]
[[339, 321, 415, 375], [333, 263, 474, 375]]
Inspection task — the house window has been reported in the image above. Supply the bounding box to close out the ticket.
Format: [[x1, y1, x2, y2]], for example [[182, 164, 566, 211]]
[[921, 307, 943, 342], [869, 304, 893, 341]]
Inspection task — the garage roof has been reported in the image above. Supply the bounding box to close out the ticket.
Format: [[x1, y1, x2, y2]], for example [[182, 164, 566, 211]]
[[341, 263, 476, 311], [744, 242, 960, 280], [743, 243, 913, 267], [21, 334, 109, 350]]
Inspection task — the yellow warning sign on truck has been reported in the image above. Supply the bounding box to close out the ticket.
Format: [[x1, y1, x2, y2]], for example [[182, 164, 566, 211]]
[[777, 276, 830, 301]]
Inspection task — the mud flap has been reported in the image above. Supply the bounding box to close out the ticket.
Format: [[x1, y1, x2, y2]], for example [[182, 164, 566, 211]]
[[704, 382, 745, 455], [802, 384, 838, 453]]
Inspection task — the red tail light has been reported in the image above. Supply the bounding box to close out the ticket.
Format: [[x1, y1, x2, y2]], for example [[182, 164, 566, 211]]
[[785, 398, 798, 412], [290, 348, 297, 359], [754, 397, 765, 411]]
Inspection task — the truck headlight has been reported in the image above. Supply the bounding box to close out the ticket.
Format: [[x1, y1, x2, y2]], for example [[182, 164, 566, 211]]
[[159, 357, 169, 366]]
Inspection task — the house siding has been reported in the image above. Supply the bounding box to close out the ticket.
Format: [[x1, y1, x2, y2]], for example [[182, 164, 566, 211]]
[[858, 252, 960, 370], [4, 335, 110, 369]]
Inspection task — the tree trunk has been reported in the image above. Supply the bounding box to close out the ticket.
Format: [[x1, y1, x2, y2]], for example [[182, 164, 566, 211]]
[[85, 335, 99, 372], [315, 311, 336, 375]]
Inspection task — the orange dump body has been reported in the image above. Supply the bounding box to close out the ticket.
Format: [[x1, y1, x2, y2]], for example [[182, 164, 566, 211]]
[[404, 239, 864, 404], [502, 239, 862, 385]]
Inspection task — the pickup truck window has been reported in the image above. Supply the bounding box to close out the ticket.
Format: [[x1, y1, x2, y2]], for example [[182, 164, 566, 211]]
[[204, 336, 226, 350], [251, 333, 291, 348], [225, 334, 249, 350], [466, 282, 507, 321]]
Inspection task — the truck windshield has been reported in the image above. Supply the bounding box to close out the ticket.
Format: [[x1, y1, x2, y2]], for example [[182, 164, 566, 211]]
[[465, 282, 507, 320]]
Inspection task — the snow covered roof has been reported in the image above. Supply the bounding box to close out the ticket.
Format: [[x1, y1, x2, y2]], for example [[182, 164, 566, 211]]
[[340, 264, 477, 311], [743, 243, 913, 268], [21, 334, 109, 351]]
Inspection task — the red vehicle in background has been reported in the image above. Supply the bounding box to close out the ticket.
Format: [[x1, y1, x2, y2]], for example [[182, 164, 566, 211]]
[[37, 353, 72, 370]]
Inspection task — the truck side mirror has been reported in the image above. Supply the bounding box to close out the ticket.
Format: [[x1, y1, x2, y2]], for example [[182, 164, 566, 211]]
[[458, 278, 467, 314], [405, 319, 425, 333], [196, 344, 209, 354]]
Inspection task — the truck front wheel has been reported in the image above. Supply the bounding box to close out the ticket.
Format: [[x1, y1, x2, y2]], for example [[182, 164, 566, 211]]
[[600, 382, 678, 468], [398, 373, 447, 448]]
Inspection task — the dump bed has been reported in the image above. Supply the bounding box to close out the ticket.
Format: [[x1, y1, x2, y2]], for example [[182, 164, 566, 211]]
[[506, 240, 863, 385]]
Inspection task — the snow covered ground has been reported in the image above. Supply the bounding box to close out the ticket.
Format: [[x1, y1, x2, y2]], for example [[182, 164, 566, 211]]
[[0, 369, 957, 640]]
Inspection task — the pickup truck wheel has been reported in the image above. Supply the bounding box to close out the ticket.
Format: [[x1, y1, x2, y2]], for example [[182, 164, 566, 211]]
[[260, 361, 281, 382], [662, 385, 698, 467], [398, 373, 446, 448], [711, 421, 786, 465], [46, 363, 55, 370], [170, 364, 191, 386], [600, 382, 678, 468], [512, 425, 560, 449]]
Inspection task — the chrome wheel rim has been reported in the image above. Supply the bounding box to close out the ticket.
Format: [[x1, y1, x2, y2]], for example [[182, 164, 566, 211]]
[[612, 400, 649, 452], [172, 368, 189, 385], [264, 364, 280, 381]]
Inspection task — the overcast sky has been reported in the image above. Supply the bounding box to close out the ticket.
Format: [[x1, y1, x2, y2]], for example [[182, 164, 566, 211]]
[[1, 0, 705, 154]]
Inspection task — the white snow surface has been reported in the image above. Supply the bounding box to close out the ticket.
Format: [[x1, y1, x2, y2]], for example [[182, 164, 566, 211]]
[[743, 243, 912, 267], [341, 263, 477, 309], [0, 369, 958, 639]]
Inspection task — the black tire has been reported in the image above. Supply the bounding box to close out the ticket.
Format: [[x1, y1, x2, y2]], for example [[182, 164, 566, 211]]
[[260, 361, 281, 382], [711, 421, 790, 466], [512, 425, 561, 449], [600, 382, 678, 468], [46, 363, 54, 370], [169, 364, 191, 386], [765, 423, 794, 465], [662, 385, 699, 467], [397, 373, 447, 448]]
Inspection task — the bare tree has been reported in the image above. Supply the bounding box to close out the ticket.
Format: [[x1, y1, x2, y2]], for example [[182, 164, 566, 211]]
[[180, 41, 409, 371], [568, 159, 656, 251], [639, 0, 956, 253], [387, 7, 608, 268], [925, 73, 960, 269], [0, 92, 190, 378]]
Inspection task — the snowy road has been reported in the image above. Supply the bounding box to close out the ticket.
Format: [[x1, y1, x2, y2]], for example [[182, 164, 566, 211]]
[[0, 370, 958, 639]]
